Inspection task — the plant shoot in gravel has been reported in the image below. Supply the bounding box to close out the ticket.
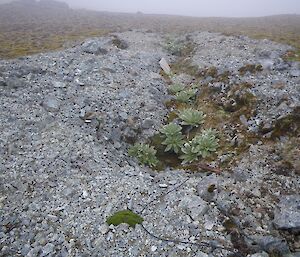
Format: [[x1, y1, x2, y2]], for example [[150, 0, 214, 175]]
[[128, 143, 158, 167], [160, 123, 185, 153], [175, 89, 197, 103], [164, 39, 184, 56], [180, 129, 219, 164], [168, 83, 185, 94], [178, 108, 206, 127]]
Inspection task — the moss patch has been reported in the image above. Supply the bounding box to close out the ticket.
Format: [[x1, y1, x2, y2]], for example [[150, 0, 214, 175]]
[[106, 210, 144, 228], [271, 107, 300, 138]]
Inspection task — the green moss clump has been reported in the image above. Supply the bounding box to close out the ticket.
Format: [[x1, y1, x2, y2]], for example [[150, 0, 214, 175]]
[[271, 107, 300, 138], [106, 210, 144, 228]]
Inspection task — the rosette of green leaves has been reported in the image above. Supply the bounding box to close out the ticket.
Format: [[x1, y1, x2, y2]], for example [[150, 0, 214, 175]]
[[178, 108, 206, 127], [196, 129, 219, 158], [175, 89, 197, 103], [168, 83, 185, 94], [128, 143, 158, 167], [180, 129, 219, 164], [160, 123, 185, 153], [180, 141, 200, 164], [164, 39, 184, 56]]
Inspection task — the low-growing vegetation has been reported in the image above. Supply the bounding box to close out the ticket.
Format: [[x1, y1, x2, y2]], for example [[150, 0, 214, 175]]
[[178, 108, 206, 127], [106, 210, 144, 228], [180, 129, 219, 164], [160, 123, 185, 153], [175, 89, 197, 103], [128, 143, 158, 167], [128, 91, 220, 169]]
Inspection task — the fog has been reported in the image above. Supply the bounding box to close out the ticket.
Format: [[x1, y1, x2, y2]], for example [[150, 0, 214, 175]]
[[0, 0, 299, 17], [65, 0, 300, 17]]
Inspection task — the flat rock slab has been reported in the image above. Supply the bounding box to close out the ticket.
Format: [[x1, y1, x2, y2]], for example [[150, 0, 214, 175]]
[[273, 195, 300, 233]]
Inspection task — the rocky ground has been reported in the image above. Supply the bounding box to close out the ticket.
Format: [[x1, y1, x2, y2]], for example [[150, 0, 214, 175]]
[[0, 30, 299, 257]]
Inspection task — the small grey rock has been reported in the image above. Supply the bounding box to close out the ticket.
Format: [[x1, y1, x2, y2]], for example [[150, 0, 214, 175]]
[[4, 77, 25, 88], [82, 40, 108, 55], [253, 236, 291, 256], [109, 127, 122, 142], [26, 246, 41, 257], [273, 195, 300, 233], [42, 97, 60, 112], [240, 114, 249, 127], [142, 118, 155, 129], [159, 58, 171, 75], [53, 81, 66, 88], [159, 184, 168, 188], [119, 112, 128, 121], [260, 59, 274, 70], [179, 195, 209, 220], [197, 174, 220, 202], [41, 243, 55, 257], [62, 187, 74, 197], [118, 90, 130, 99], [290, 69, 300, 77], [75, 78, 85, 86], [150, 72, 161, 80], [21, 244, 31, 256], [249, 252, 269, 257], [194, 251, 209, 257], [0, 77, 6, 87], [99, 224, 109, 235]]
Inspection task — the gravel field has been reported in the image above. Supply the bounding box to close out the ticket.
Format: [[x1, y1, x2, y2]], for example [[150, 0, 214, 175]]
[[0, 30, 299, 256]]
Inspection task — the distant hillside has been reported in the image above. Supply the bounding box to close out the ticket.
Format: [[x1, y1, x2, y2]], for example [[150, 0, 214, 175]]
[[0, 0, 299, 59]]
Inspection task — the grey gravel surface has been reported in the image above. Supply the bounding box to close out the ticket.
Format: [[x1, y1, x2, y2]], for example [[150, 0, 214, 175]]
[[0, 30, 299, 256]]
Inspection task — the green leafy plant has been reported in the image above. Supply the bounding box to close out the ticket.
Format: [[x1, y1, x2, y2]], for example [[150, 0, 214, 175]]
[[180, 129, 219, 164], [128, 143, 158, 167], [180, 141, 200, 164], [160, 123, 182, 137], [160, 123, 185, 153], [196, 129, 219, 157], [178, 108, 206, 127], [168, 83, 185, 94], [175, 89, 197, 103], [164, 39, 184, 56], [107, 210, 144, 228]]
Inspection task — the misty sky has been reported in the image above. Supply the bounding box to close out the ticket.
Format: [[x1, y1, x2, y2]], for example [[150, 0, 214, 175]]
[[64, 0, 300, 17]]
